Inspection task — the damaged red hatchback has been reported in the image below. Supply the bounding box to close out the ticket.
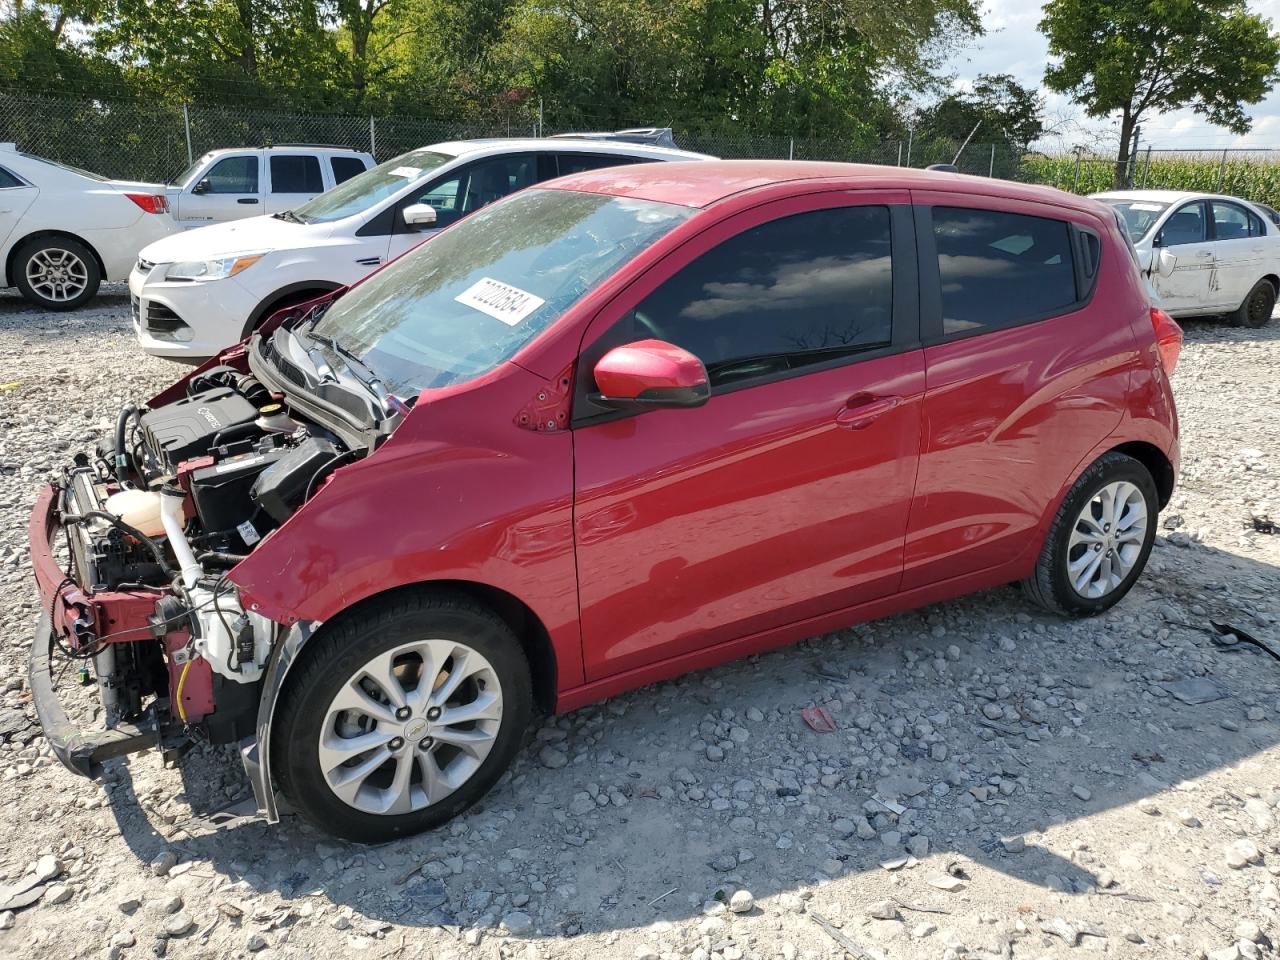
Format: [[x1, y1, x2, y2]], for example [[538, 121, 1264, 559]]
[[29, 161, 1180, 842]]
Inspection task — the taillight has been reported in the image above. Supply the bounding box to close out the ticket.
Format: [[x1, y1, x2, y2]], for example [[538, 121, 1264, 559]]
[[125, 193, 169, 214], [1149, 306, 1182, 375]]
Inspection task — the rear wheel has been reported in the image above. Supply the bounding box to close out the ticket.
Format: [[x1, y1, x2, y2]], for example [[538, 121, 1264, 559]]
[[1230, 279, 1276, 328], [1022, 452, 1158, 616], [272, 589, 532, 843], [14, 237, 101, 310]]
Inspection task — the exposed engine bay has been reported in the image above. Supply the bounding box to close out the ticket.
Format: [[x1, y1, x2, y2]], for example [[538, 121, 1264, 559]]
[[45, 354, 362, 753]]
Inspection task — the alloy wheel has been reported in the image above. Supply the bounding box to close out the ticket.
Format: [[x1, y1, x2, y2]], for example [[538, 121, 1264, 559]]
[[1065, 480, 1148, 599], [317, 639, 503, 815], [26, 248, 89, 303]]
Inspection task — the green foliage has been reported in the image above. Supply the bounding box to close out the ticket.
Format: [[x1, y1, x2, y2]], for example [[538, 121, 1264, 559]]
[[916, 74, 1044, 151], [1040, 0, 1280, 185], [1021, 152, 1280, 209], [0, 0, 984, 139]]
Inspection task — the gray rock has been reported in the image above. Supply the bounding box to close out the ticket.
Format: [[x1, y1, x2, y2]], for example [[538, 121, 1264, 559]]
[[163, 912, 194, 937], [538, 746, 567, 769], [866, 899, 899, 920], [149, 850, 178, 877], [728, 889, 754, 913], [1072, 784, 1092, 801], [34, 856, 62, 883], [44, 884, 71, 904], [502, 911, 534, 936], [1000, 835, 1026, 854], [246, 932, 268, 951]]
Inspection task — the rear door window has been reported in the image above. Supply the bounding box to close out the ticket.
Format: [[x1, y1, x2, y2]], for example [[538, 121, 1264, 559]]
[[330, 155, 367, 185], [932, 207, 1077, 335], [270, 155, 324, 194], [0, 166, 24, 189], [1211, 201, 1264, 240], [202, 156, 258, 194]]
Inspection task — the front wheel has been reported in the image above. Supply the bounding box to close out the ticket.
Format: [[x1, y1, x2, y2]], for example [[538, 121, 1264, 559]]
[[13, 237, 101, 310], [1230, 279, 1276, 329], [272, 590, 532, 843], [1022, 452, 1158, 616]]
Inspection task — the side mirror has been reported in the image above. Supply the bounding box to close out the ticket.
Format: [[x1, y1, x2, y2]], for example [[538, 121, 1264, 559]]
[[592, 339, 709, 410], [1156, 247, 1178, 278], [191, 178, 210, 195], [402, 203, 438, 230]]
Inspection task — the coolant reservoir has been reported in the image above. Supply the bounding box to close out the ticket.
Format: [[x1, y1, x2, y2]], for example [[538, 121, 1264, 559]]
[[104, 488, 166, 538]]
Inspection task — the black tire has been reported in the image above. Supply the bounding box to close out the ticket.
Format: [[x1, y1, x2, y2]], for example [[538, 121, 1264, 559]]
[[13, 236, 101, 310], [1021, 452, 1159, 617], [1229, 279, 1276, 329], [272, 588, 532, 843]]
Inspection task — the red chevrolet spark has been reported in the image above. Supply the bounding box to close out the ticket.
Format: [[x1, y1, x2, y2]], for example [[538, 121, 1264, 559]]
[[29, 161, 1181, 841]]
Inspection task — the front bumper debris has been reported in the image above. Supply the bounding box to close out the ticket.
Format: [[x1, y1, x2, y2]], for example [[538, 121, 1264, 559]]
[[29, 612, 163, 778]]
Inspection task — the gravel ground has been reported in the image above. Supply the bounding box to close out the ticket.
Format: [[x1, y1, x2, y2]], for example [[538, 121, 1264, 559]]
[[0, 284, 1279, 960]]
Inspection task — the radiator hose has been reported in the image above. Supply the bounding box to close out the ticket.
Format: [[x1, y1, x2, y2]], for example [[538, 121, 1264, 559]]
[[114, 403, 140, 486]]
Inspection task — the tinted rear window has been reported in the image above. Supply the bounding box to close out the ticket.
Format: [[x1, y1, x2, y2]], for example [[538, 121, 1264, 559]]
[[271, 155, 324, 193], [933, 207, 1077, 335], [331, 155, 367, 184]]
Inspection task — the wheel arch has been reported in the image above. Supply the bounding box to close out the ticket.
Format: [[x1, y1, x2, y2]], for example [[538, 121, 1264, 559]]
[[1109, 440, 1175, 508], [240, 281, 343, 339], [5, 230, 105, 287], [292, 579, 557, 714], [1262, 273, 1279, 296]]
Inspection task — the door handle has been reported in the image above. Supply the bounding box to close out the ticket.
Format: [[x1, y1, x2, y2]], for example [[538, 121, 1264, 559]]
[[237, 198, 259, 204], [835, 394, 902, 429], [1194, 250, 1212, 258]]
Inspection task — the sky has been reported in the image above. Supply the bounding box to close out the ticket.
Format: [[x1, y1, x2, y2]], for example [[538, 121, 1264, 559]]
[[943, 0, 1280, 152]]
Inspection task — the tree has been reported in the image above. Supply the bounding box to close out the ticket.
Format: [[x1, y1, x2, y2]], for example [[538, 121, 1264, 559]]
[[919, 74, 1044, 151], [1041, 0, 1280, 188]]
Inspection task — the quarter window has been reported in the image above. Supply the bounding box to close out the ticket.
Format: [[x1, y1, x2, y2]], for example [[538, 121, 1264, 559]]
[[270, 155, 323, 193], [620, 206, 894, 387], [0, 166, 23, 189], [556, 154, 644, 176], [933, 207, 1077, 335], [201, 156, 258, 194], [1157, 202, 1206, 246]]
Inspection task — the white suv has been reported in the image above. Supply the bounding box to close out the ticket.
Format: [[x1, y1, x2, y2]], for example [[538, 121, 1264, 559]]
[[131, 138, 711, 359], [166, 145, 374, 227]]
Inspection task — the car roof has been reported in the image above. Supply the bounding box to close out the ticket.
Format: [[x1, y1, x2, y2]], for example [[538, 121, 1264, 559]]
[[203, 145, 368, 155], [1092, 188, 1257, 206], [427, 138, 713, 162], [542, 159, 1113, 212]]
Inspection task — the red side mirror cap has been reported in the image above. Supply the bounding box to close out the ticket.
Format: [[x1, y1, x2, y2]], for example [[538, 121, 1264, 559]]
[[593, 339, 709, 410]]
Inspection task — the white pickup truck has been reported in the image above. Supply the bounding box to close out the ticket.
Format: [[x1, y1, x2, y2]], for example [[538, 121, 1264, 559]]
[[166, 145, 374, 227], [1094, 189, 1279, 327]]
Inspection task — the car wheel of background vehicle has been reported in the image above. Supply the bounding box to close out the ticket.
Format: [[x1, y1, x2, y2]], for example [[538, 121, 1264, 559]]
[[1021, 452, 1158, 617], [14, 237, 101, 310], [1229, 279, 1276, 328], [271, 588, 533, 843]]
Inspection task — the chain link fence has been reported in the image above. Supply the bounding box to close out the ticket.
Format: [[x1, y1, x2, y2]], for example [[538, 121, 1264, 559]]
[[0, 91, 1026, 183]]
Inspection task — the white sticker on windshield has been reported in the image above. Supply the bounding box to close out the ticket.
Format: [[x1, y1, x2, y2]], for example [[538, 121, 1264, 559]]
[[1130, 202, 1163, 211], [389, 166, 422, 179], [454, 277, 545, 326]]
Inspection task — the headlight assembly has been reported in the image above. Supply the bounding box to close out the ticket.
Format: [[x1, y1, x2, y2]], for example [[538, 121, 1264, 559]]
[[165, 253, 265, 281]]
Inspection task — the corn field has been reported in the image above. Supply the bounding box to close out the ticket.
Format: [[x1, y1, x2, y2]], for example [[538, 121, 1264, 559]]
[[1020, 151, 1280, 208]]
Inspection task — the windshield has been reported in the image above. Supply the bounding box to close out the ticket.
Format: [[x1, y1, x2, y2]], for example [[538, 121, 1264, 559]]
[[292, 149, 453, 223], [309, 188, 696, 394], [1100, 198, 1170, 242], [170, 154, 211, 186]]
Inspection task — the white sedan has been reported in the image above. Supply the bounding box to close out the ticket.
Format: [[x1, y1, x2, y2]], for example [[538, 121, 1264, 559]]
[[1094, 189, 1279, 327], [0, 145, 177, 310]]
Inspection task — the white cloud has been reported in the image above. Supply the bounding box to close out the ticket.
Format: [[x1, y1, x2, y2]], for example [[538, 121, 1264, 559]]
[[942, 0, 1280, 151]]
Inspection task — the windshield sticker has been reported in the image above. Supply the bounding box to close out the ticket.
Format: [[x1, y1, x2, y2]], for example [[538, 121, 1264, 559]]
[[389, 166, 423, 179], [1130, 202, 1164, 211], [454, 277, 546, 326]]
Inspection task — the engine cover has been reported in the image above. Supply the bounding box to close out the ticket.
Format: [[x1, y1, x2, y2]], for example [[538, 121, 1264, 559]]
[[141, 388, 259, 472]]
